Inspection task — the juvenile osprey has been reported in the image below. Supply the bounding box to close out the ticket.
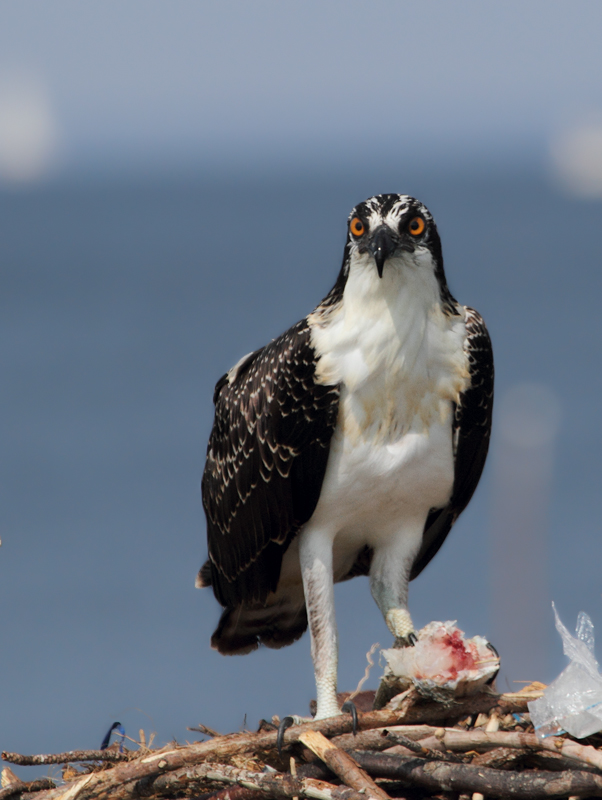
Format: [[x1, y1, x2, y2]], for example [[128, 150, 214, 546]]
[[198, 194, 493, 720]]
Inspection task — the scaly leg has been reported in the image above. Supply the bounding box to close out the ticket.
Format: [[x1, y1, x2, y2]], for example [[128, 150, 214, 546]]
[[299, 528, 341, 719], [369, 528, 422, 646]]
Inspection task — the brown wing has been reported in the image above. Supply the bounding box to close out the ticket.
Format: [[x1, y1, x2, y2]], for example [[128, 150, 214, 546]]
[[201, 319, 340, 608], [410, 306, 494, 580]]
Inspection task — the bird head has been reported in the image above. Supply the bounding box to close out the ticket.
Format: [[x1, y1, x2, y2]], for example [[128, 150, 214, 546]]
[[345, 194, 443, 279]]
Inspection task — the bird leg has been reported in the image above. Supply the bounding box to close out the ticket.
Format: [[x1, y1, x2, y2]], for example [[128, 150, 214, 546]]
[[299, 529, 341, 720], [369, 535, 420, 647]]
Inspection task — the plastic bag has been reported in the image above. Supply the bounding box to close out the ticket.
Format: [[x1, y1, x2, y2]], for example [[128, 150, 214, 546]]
[[529, 603, 602, 738]]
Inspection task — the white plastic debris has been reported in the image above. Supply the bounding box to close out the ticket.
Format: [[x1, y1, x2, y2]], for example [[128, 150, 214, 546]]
[[529, 603, 602, 739], [379, 620, 499, 700]]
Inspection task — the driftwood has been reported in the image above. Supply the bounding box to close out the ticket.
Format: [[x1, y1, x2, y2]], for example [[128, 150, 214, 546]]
[[5, 685, 600, 800]]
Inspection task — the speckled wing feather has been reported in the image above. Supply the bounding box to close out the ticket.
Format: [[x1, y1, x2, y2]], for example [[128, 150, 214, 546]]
[[202, 319, 340, 608], [410, 306, 494, 580]]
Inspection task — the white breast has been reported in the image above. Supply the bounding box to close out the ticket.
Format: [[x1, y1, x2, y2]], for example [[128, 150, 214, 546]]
[[306, 247, 470, 572]]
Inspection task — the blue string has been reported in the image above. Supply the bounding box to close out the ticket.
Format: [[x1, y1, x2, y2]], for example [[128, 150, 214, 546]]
[[100, 722, 126, 751]]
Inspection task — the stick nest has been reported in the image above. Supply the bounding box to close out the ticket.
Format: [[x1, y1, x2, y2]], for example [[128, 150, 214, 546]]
[[5, 682, 602, 800]]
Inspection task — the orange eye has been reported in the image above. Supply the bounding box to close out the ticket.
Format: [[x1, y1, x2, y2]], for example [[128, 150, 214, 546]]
[[408, 217, 425, 236], [350, 217, 365, 237]]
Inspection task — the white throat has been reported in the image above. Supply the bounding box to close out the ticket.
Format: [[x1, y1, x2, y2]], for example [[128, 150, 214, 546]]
[[309, 249, 469, 443]]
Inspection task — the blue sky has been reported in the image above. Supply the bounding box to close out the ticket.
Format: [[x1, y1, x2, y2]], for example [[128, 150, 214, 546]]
[[1, 1, 602, 172]]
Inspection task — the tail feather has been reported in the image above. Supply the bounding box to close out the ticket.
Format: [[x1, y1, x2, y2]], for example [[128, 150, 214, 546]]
[[211, 593, 308, 655], [195, 559, 213, 589]]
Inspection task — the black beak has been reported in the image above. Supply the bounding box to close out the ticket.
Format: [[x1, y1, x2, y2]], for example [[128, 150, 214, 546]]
[[369, 226, 399, 278]]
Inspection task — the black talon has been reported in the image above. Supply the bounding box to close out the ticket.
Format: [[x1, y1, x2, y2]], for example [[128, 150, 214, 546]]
[[486, 641, 501, 684], [277, 716, 295, 756], [341, 700, 358, 736], [408, 632, 418, 646]]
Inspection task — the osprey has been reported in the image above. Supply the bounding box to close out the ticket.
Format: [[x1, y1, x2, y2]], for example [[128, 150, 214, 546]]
[[198, 194, 493, 721]]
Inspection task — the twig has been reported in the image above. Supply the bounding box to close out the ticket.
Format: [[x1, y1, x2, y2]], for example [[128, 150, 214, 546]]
[[188, 725, 221, 739], [2, 751, 132, 766], [470, 747, 524, 770], [299, 730, 390, 800], [382, 734, 463, 763]]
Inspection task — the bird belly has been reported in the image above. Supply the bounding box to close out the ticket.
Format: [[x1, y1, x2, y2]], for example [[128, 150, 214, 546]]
[[300, 411, 455, 581]]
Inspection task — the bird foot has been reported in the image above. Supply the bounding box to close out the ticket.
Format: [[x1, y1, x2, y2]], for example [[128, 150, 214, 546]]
[[485, 641, 501, 684], [276, 701, 358, 754], [276, 716, 295, 756], [393, 630, 418, 648], [341, 700, 358, 735], [386, 608, 416, 645], [276, 715, 315, 755], [291, 714, 313, 725]]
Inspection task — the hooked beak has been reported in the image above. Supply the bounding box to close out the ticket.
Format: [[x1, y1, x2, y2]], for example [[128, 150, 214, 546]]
[[369, 226, 399, 278]]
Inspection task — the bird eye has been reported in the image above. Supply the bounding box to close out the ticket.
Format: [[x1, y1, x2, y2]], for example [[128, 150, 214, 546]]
[[408, 217, 426, 236], [350, 217, 365, 237]]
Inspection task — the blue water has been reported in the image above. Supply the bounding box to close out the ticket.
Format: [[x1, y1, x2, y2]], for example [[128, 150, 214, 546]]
[[1, 163, 601, 764]]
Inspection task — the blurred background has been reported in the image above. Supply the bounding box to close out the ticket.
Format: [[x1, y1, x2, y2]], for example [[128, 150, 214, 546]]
[[2, 0, 602, 767]]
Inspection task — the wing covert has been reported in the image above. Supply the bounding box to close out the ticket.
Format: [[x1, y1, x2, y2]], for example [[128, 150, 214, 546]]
[[202, 319, 340, 607]]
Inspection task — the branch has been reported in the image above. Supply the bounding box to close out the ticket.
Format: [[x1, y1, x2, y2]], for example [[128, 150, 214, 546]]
[[426, 727, 602, 772], [0, 780, 54, 800], [298, 730, 390, 800], [333, 724, 602, 774], [126, 762, 366, 800], [2, 752, 132, 767], [276, 686, 528, 753], [352, 751, 602, 800], [469, 747, 525, 770], [330, 726, 453, 760]]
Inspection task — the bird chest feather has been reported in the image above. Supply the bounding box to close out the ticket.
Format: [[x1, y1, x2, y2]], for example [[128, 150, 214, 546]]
[[310, 250, 470, 447]]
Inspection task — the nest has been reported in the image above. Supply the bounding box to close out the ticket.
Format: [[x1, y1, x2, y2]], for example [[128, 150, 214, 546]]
[[5, 679, 602, 800]]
